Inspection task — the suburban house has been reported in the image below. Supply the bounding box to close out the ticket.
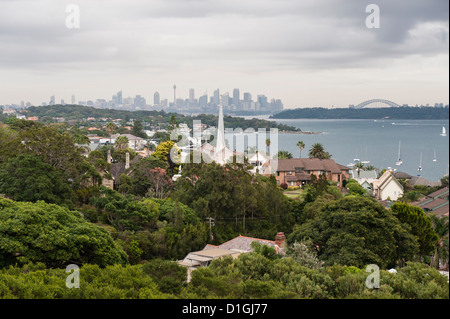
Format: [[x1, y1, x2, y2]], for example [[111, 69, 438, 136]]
[[413, 186, 449, 218], [111, 133, 146, 151], [104, 150, 141, 190], [372, 170, 404, 201], [394, 171, 442, 187], [349, 168, 378, 191], [248, 151, 272, 174], [262, 158, 350, 188], [178, 233, 286, 282]]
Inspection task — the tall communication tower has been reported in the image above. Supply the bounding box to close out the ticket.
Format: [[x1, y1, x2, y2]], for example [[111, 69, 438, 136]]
[[173, 84, 177, 104]]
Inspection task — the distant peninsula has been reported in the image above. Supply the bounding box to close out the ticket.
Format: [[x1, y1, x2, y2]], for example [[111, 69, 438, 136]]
[[16, 105, 301, 132], [270, 107, 449, 120]]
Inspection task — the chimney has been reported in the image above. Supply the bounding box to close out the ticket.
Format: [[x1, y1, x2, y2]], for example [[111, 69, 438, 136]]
[[275, 232, 286, 248], [125, 152, 130, 170], [107, 149, 112, 164]]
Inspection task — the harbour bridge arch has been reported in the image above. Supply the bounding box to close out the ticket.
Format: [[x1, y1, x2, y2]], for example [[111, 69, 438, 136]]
[[352, 99, 401, 109]]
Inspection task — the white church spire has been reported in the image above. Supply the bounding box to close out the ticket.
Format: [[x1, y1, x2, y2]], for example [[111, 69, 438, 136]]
[[214, 104, 226, 164]]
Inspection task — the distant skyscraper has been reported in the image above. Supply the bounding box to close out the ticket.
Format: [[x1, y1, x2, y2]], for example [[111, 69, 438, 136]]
[[134, 95, 146, 108], [49, 95, 55, 106], [189, 88, 195, 103], [257, 95, 268, 109], [71, 95, 75, 105], [243, 92, 252, 102], [154, 92, 160, 106], [221, 93, 229, 107], [233, 89, 240, 107], [117, 91, 123, 105], [199, 94, 208, 108], [213, 89, 220, 105], [173, 84, 177, 104]]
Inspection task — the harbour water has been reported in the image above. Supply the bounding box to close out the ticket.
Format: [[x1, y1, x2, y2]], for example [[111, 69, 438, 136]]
[[233, 117, 449, 182]]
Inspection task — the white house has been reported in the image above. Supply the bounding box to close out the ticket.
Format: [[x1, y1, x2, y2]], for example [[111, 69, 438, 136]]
[[372, 170, 404, 201], [111, 133, 146, 151], [248, 151, 272, 174]]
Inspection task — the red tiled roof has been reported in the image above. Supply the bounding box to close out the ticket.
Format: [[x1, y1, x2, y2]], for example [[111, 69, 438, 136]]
[[204, 235, 283, 254], [269, 158, 349, 174]]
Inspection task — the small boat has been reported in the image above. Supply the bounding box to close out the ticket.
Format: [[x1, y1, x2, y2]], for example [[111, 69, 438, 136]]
[[361, 146, 370, 164], [396, 141, 403, 166], [433, 149, 437, 162], [417, 153, 423, 174], [440, 126, 447, 137]]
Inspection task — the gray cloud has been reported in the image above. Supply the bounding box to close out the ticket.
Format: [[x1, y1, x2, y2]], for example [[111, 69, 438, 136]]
[[0, 0, 448, 106]]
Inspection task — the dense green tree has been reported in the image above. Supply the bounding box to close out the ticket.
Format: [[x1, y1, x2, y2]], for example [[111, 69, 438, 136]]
[[141, 259, 187, 294], [128, 156, 169, 197], [131, 120, 147, 138], [0, 257, 448, 299], [286, 240, 324, 269], [390, 202, 439, 258], [441, 175, 449, 188], [90, 188, 160, 231], [304, 173, 330, 202], [152, 141, 181, 177], [0, 155, 74, 205], [172, 162, 293, 242], [288, 196, 419, 268], [346, 179, 368, 196], [0, 198, 128, 268], [12, 125, 101, 191], [168, 114, 179, 132]]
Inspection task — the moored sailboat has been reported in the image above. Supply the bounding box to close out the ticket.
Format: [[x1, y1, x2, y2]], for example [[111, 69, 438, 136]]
[[417, 152, 423, 175], [396, 141, 403, 166]]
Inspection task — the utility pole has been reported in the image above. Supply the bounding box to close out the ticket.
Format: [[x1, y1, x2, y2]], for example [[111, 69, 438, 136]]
[[206, 217, 214, 241]]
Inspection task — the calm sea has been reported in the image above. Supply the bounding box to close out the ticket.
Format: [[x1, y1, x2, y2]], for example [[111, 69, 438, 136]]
[[232, 117, 449, 182]]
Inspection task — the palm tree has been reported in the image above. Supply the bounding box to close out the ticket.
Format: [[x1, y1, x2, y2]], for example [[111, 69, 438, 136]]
[[115, 135, 129, 150], [72, 133, 90, 145], [266, 138, 271, 155], [431, 215, 449, 270], [354, 162, 365, 178], [364, 165, 377, 171], [296, 140, 305, 158], [105, 122, 117, 145], [308, 143, 331, 160], [276, 150, 293, 159]]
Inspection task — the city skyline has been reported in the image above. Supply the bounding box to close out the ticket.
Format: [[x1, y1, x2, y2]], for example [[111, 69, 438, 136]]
[[0, 0, 448, 107], [3, 86, 285, 114], [2, 85, 448, 113]]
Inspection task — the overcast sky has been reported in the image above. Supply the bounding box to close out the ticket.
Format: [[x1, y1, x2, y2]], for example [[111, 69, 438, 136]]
[[0, 0, 448, 108]]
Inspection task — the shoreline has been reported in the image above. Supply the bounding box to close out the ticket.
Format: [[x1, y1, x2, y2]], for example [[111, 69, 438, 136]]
[[280, 130, 323, 135]]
